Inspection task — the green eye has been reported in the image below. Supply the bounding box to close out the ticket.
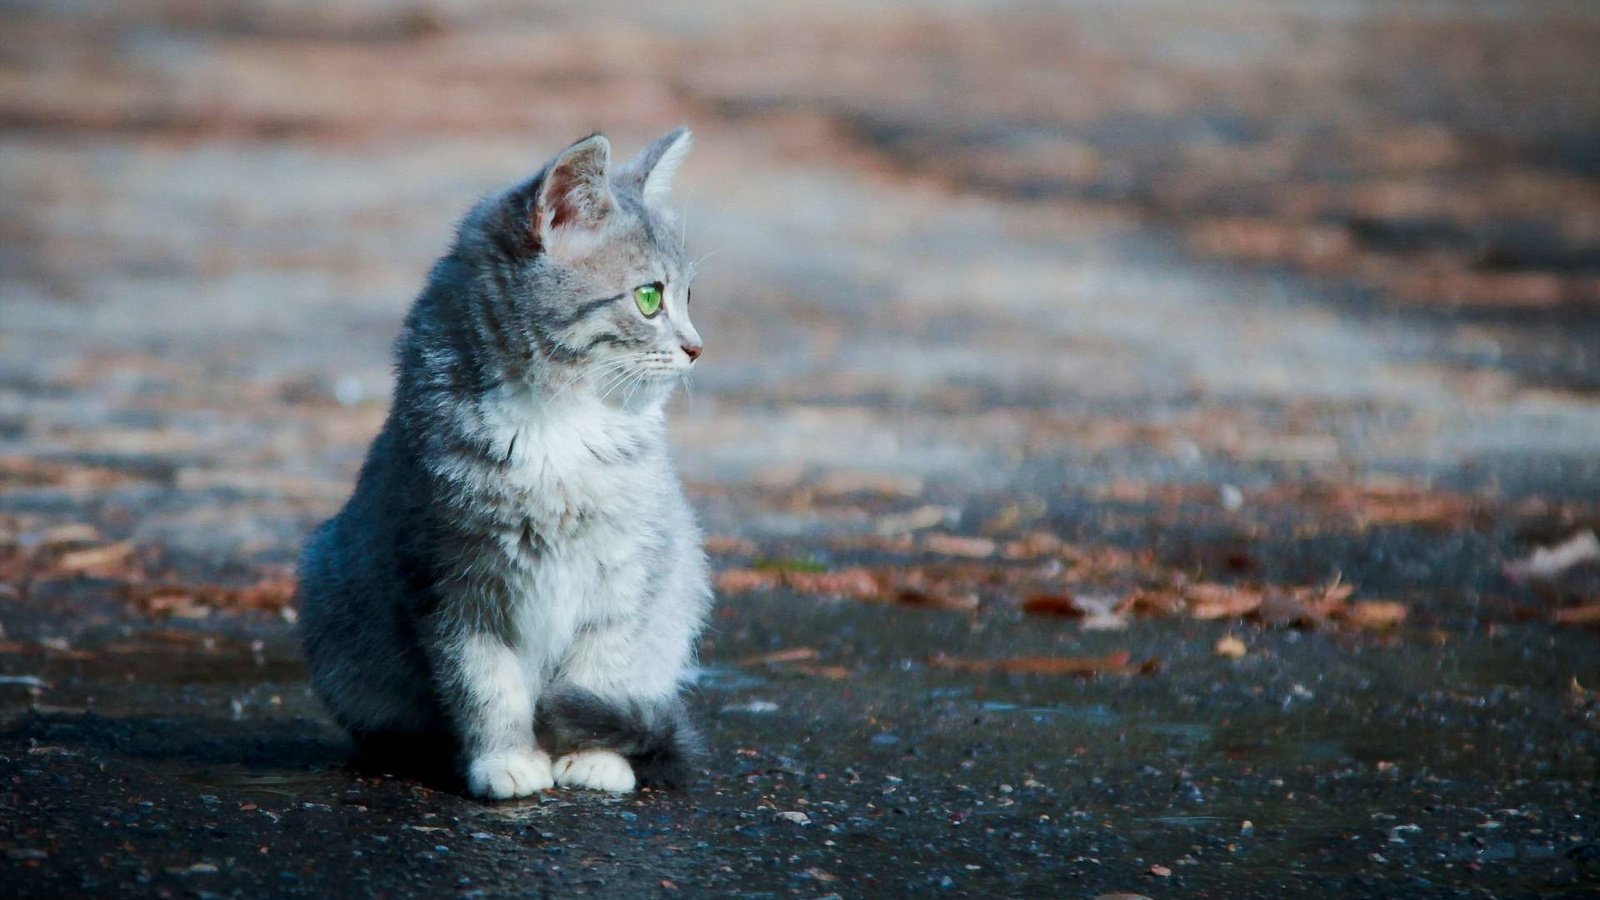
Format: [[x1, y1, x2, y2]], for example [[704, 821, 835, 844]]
[[633, 283, 663, 317]]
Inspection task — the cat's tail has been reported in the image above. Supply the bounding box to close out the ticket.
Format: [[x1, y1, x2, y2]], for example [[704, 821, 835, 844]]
[[536, 688, 704, 790]]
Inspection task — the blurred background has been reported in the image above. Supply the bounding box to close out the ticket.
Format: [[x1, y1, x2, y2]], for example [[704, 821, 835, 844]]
[[2, 1, 1598, 895]]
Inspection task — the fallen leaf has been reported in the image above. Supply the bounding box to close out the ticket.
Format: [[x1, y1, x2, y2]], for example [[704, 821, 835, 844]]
[[1504, 530, 1600, 581], [1021, 594, 1081, 617], [232, 578, 295, 611], [703, 536, 758, 556], [716, 569, 780, 594], [1020, 593, 1126, 631], [893, 586, 980, 612], [1256, 582, 1353, 628], [784, 568, 880, 600], [1075, 593, 1130, 630], [40, 524, 101, 549], [1214, 635, 1248, 658], [1185, 584, 1264, 619], [1553, 603, 1600, 626], [922, 534, 997, 558], [812, 470, 923, 498], [736, 647, 820, 666], [791, 664, 852, 679], [927, 651, 1158, 677], [53, 542, 134, 572], [1001, 531, 1062, 559], [875, 505, 953, 535], [1343, 600, 1408, 630]]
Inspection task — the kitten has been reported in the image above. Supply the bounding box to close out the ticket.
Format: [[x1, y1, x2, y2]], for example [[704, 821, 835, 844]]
[[297, 129, 711, 799]]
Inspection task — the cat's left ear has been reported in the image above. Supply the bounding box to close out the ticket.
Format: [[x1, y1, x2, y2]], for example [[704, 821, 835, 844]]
[[618, 127, 692, 208], [534, 134, 616, 244]]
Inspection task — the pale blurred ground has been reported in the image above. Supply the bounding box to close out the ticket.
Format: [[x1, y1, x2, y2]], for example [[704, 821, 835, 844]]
[[2, 2, 1599, 895]]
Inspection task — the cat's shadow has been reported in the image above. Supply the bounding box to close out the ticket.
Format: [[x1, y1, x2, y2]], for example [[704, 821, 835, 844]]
[[2, 710, 462, 792]]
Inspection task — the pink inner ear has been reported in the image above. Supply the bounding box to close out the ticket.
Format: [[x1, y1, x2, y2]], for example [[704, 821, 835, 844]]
[[545, 166, 587, 231]]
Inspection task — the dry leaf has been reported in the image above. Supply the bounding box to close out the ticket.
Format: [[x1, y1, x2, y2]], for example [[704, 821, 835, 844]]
[[736, 647, 820, 666], [1185, 584, 1264, 619], [1215, 635, 1248, 658], [784, 568, 880, 600], [716, 569, 781, 594], [1001, 531, 1062, 559], [704, 536, 758, 556], [1021, 594, 1080, 617], [1257, 582, 1352, 627], [791, 664, 852, 679], [922, 534, 997, 558], [1344, 600, 1408, 630], [1553, 603, 1600, 626], [927, 651, 1158, 677], [893, 586, 980, 612], [875, 505, 953, 535], [41, 524, 101, 549], [53, 542, 134, 572]]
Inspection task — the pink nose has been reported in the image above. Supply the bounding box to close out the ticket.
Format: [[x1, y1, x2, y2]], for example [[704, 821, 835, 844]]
[[681, 343, 702, 361]]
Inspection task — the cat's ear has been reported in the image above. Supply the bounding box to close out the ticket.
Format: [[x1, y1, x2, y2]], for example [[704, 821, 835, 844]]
[[618, 127, 692, 208], [534, 134, 615, 242]]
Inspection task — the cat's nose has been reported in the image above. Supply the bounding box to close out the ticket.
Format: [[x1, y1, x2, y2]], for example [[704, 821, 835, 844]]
[[680, 342, 702, 362]]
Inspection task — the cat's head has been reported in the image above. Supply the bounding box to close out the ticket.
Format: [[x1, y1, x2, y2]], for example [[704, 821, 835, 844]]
[[462, 128, 702, 403]]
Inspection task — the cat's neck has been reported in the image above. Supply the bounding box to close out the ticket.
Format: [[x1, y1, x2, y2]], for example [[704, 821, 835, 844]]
[[483, 378, 667, 432]]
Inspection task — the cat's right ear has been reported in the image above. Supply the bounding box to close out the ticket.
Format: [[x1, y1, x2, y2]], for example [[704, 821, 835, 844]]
[[532, 134, 615, 247]]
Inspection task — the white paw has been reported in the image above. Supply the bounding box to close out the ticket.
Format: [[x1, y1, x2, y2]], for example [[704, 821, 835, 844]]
[[554, 749, 637, 792], [467, 749, 554, 800]]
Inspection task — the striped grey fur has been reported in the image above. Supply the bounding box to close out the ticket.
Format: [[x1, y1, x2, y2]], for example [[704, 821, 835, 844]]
[[297, 129, 710, 797]]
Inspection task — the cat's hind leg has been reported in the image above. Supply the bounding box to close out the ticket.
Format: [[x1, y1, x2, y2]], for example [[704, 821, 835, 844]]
[[537, 687, 702, 790]]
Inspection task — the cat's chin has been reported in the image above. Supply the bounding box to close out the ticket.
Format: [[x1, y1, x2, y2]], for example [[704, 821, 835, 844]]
[[593, 373, 679, 410]]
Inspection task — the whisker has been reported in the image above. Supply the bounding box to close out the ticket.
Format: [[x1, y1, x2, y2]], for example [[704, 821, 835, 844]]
[[687, 245, 724, 278], [547, 352, 653, 400]]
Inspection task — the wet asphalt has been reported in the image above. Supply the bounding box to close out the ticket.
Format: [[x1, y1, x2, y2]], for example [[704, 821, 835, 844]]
[[3, 1, 1600, 897]]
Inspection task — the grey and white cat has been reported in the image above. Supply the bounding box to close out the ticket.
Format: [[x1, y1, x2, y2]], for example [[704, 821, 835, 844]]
[[297, 129, 711, 799]]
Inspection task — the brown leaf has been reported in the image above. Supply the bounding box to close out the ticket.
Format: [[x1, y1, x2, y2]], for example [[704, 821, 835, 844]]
[[875, 505, 953, 535], [1185, 584, 1264, 620], [1125, 588, 1183, 617], [922, 534, 997, 558], [893, 586, 980, 612], [1021, 594, 1081, 617], [784, 568, 881, 600], [927, 651, 1158, 677], [40, 524, 101, 550], [1343, 600, 1408, 630], [1553, 603, 1600, 626], [791, 664, 852, 679], [736, 647, 820, 666], [141, 590, 212, 620], [1256, 582, 1352, 627], [231, 578, 296, 611], [53, 542, 134, 573], [1001, 531, 1062, 559], [704, 535, 758, 556], [1214, 635, 1248, 658], [716, 569, 781, 594]]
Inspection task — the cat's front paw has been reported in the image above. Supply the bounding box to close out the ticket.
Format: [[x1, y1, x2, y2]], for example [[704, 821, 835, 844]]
[[467, 749, 554, 800], [554, 749, 636, 792]]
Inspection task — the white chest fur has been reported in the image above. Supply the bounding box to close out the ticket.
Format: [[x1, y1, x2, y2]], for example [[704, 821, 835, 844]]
[[470, 383, 678, 671]]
